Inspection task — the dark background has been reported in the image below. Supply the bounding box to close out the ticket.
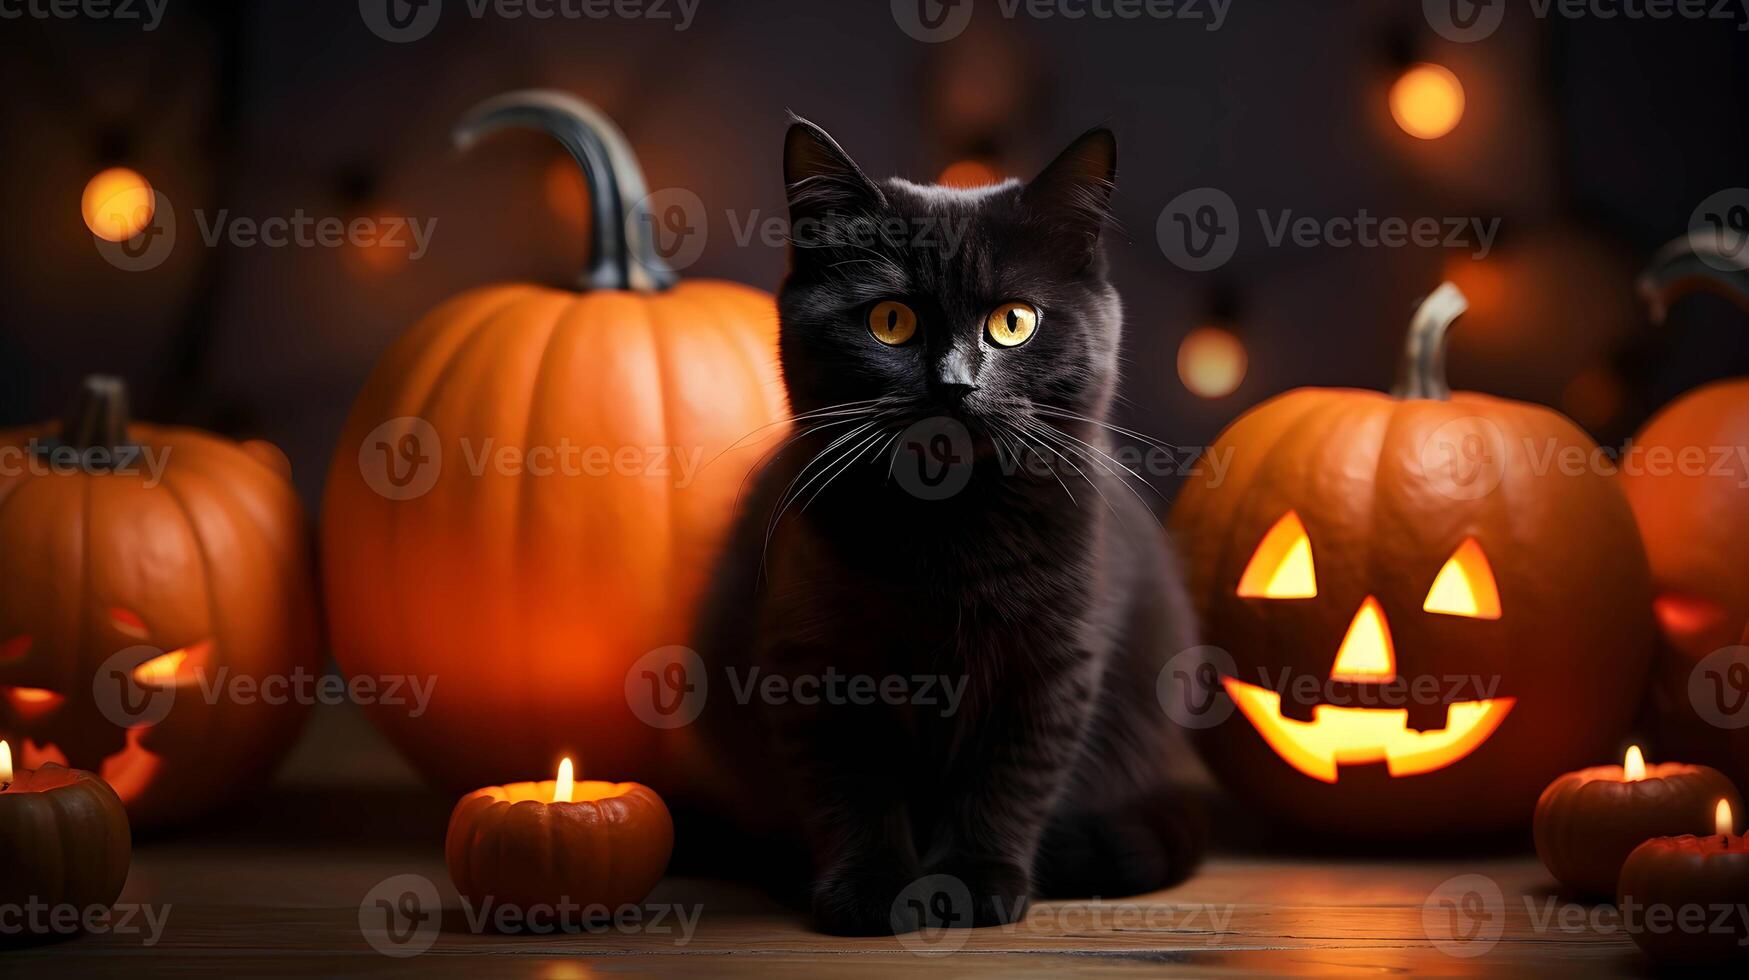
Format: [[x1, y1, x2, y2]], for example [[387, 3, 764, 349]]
[[2, 0, 1747, 509]]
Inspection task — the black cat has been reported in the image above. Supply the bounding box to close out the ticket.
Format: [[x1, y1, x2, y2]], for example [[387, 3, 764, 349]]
[[685, 118, 1203, 936]]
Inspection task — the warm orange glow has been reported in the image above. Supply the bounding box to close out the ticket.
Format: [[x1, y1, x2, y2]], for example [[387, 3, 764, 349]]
[[554, 757, 574, 803], [1720, 799, 1736, 837], [545, 156, 591, 228], [131, 641, 209, 687], [1, 740, 11, 785], [4, 687, 63, 723], [1178, 327, 1247, 399], [937, 159, 1003, 189], [1390, 63, 1464, 140], [1423, 538, 1502, 619], [1332, 597, 1398, 681], [1224, 677, 1515, 784], [1625, 745, 1646, 781], [110, 608, 149, 637], [1237, 511, 1317, 599], [82, 167, 156, 241], [1, 635, 34, 661]]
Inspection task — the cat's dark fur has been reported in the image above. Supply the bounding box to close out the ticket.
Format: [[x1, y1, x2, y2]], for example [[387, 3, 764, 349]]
[[685, 119, 1202, 936]]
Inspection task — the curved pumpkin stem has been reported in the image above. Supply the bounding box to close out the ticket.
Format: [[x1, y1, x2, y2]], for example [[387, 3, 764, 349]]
[[1638, 233, 1749, 324], [1392, 282, 1468, 401], [56, 375, 134, 457], [453, 90, 677, 293]]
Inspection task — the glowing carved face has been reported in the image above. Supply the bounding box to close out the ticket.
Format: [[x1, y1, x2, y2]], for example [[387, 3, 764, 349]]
[[1222, 511, 1516, 783]]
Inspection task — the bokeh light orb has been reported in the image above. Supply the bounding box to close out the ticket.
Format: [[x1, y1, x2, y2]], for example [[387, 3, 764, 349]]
[[82, 167, 156, 241], [1178, 326, 1247, 399], [1390, 63, 1465, 140]]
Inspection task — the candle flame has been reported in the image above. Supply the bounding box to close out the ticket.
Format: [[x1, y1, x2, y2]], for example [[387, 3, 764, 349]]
[[1720, 799, 1736, 837], [1624, 745, 1646, 781], [553, 757, 574, 804], [0, 740, 10, 785]]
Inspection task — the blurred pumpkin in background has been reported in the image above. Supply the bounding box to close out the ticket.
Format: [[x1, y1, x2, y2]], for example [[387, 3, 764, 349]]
[[322, 92, 788, 794], [0, 376, 321, 828], [1170, 284, 1654, 837], [1623, 234, 1749, 786]]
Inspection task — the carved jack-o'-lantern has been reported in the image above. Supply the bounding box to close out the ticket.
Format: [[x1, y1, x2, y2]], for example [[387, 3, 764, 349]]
[[0, 378, 320, 828], [1170, 285, 1655, 836]]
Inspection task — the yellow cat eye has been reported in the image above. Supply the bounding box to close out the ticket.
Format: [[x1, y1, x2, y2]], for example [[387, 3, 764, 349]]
[[986, 302, 1039, 348], [868, 301, 918, 346]]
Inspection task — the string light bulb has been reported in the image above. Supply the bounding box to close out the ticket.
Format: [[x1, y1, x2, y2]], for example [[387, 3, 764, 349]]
[[1390, 63, 1465, 140], [82, 167, 155, 241]]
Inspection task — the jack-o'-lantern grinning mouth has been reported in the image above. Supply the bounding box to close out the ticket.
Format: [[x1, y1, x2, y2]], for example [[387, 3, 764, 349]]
[[1222, 677, 1516, 784]]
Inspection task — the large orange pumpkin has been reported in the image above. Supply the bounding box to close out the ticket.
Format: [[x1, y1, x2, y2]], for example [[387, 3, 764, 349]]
[[1169, 283, 1655, 837], [0, 377, 321, 828], [1625, 235, 1749, 783], [322, 92, 787, 793]]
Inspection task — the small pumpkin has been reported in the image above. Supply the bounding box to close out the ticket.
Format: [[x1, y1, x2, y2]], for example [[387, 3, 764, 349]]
[[1625, 236, 1749, 782], [0, 756, 131, 943], [0, 377, 321, 828], [322, 92, 788, 793], [445, 765, 673, 918], [1169, 283, 1655, 836]]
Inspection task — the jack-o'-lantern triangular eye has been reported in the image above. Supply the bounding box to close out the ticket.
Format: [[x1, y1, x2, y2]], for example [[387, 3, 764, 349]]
[[1424, 538, 1502, 619], [1237, 511, 1317, 599]]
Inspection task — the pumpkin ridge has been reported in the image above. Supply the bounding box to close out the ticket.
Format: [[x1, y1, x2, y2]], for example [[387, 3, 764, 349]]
[[389, 290, 547, 756], [155, 467, 230, 787], [511, 295, 577, 762], [641, 295, 682, 634]]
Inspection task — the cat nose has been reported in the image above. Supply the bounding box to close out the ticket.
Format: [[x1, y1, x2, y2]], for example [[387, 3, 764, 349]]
[[937, 381, 980, 403]]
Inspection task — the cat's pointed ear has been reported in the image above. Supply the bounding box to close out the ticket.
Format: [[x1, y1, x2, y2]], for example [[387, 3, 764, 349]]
[[784, 116, 884, 220], [1022, 127, 1117, 264]]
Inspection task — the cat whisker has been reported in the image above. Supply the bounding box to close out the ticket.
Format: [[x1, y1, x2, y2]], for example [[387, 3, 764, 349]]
[[761, 417, 888, 570], [1016, 419, 1124, 523], [1021, 419, 1159, 528], [1032, 405, 1188, 459], [800, 426, 894, 514], [1001, 422, 1079, 508]]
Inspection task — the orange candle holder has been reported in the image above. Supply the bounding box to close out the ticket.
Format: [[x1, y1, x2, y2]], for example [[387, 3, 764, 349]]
[[0, 741, 131, 945], [445, 758, 674, 927], [1534, 746, 1742, 896], [1619, 800, 1749, 965]]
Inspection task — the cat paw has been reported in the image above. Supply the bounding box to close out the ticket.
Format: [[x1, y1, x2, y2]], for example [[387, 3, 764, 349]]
[[811, 862, 922, 936], [930, 856, 1031, 928]]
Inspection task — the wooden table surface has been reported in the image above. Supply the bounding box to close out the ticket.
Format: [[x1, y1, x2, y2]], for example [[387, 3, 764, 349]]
[[2, 707, 1672, 977], [5, 797, 1666, 977]]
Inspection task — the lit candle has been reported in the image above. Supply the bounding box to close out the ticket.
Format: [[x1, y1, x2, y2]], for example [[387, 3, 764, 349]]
[[444, 757, 673, 927], [1534, 745, 1743, 895], [1618, 799, 1749, 964], [0, 740, 132, 944]]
